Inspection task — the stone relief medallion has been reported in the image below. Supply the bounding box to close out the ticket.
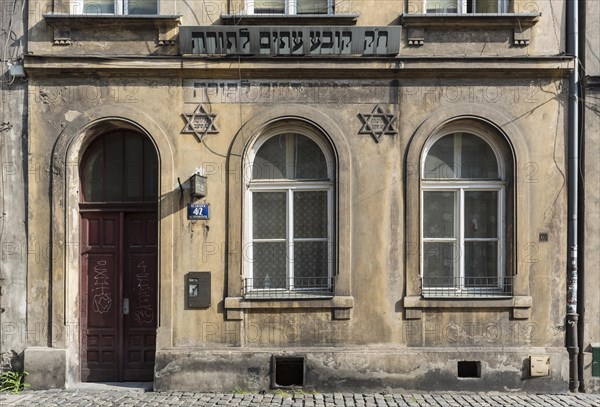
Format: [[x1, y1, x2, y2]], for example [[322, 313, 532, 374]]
[[182, 104, 219, 142], [358, 104, 398, 143]]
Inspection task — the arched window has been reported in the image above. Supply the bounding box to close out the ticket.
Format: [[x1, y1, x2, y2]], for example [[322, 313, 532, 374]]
[[244, 130, 335, 298], [421, 131, 508, 297], [80, 131, 158, 203]]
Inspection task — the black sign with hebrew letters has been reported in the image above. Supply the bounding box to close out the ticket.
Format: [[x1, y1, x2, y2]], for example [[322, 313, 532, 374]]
[[180, 26, 401, 56]]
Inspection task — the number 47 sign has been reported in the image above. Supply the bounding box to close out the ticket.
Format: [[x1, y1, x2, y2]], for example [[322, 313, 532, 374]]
[[187, 203, 210, 220]]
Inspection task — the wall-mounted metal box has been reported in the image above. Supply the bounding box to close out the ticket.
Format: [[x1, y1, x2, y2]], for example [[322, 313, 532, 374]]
[[186, 272, 211, 308], [592, 343, 600, 377], [529, 355, 550, 377], [191, 174, 207, 198]]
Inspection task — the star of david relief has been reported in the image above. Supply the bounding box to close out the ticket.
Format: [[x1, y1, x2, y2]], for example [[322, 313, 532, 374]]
[[181, 104, 219, 142], [358, 104, 398, 143]]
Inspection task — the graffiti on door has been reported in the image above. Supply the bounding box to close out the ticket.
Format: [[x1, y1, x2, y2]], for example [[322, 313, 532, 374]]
[[92, 259, 112, 314], [134, 259, 154, 324]]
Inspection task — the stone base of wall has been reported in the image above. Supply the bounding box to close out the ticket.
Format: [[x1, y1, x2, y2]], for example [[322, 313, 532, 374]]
[[24, 347, 66, 389], [154, 346, 569, 393], [582, 352, 600, 393]]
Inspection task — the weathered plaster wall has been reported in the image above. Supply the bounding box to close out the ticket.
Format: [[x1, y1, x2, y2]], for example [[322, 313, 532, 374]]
[[23, 73, 570, 391], [0, 0, 28, 372]]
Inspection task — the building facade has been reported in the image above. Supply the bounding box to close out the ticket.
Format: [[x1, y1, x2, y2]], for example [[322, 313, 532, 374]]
[[8, 0, 598, 392]]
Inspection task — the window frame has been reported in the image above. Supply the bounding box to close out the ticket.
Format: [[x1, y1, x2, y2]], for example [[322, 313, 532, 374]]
[[423, 0, 509, 14], [243, 128, 336, 298], [420, 130, 508, 298], [246, 0, 333, 15], [74, 0, 159, 15]]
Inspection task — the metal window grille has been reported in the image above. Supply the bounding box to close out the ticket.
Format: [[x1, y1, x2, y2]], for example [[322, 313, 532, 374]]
[[243, 277, 334, 299], [422, 275, 513, 298]]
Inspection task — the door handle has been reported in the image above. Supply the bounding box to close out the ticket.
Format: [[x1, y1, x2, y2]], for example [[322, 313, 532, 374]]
[[123, 298, 129, 315]]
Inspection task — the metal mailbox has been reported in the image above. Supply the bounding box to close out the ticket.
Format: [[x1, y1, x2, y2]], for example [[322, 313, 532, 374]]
[[186, 272, 211, 308]]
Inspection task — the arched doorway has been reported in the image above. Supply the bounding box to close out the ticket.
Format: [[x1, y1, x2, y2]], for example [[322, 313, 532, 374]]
[[79, 130, 158, 382]]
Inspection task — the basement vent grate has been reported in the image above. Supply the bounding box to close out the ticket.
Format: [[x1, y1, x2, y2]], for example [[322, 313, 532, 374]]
[[272, 356, 305, 388], [458, 361, 481, 378]]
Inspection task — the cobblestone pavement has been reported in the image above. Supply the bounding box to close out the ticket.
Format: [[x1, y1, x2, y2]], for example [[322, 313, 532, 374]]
[[0, 390, 599, 407]]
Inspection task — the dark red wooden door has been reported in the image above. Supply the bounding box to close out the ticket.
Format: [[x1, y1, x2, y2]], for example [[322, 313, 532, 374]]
[[123, 213, 158, 381], [81, 212, 157, 382]]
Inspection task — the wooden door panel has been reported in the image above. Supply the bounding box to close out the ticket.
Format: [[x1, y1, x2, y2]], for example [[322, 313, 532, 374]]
[[123, 213, 158, 381], [80, 214, 121, 382]]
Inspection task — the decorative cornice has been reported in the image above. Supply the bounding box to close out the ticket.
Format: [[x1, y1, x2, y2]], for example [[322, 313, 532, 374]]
[[23, 55, 574, 79]]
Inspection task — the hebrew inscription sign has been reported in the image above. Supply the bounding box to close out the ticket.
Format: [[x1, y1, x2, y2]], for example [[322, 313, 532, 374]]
[[180, 26, 401, 56]]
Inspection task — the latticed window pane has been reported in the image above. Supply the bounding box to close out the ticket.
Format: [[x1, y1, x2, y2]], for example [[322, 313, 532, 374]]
[[252, 135, 286, 180], [426, 0, 458, 13], [297, 0, 328, 14], [83, 143, 104, 202], [128, 0, 157, 14], [464, 242, 498, 283], [252, 242, 287, 288], [104, 136, 124, 201], [423, 191, 456, 238], [424, 135, 455, 179], [294, 135, 328, 179], [125, 136, 143, 201], [84, 0, 114, 13], [461, 134, 498, 179], [294, 241, 328, 282], [294, 191, 327, 238], [143, 140, 158, 201], [476, 0, 499, 12], [253, 192, 286, 239], [464, 191, 497, 238], [252, 134, 328, 180], [254, 0, 285, 13], [423, 242, 456, 283]]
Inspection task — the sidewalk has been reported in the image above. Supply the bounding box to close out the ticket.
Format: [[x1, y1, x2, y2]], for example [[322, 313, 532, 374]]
[[0, 388, 599, 407]]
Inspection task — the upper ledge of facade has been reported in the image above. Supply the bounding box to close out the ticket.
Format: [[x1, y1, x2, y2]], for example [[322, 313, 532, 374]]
[[43, 14, 182, 28], [399, 13, 541, 29], [23, 55, 573, 78], [219, 14, 359, 26]]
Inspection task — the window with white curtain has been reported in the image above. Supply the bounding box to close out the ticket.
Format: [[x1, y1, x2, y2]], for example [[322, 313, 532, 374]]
[[78, 0, 157, 14], [425, 0, 509, 13], [244, 131, 335, 298], [421, 132, 509, 297], [247, 0, 332, 15]]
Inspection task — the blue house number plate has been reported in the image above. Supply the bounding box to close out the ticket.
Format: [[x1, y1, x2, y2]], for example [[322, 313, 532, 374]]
[[187, 203, 210, 220]]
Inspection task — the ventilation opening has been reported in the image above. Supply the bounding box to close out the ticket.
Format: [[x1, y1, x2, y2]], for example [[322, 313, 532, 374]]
[[272, 356, 305, 388], [457, 361, 481, 378]]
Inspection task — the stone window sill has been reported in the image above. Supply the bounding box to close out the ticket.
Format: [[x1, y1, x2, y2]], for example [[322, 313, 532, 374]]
[[403, 295, 532, 320], [219, 14, 359, 26], [224, 295, 354, 320]]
